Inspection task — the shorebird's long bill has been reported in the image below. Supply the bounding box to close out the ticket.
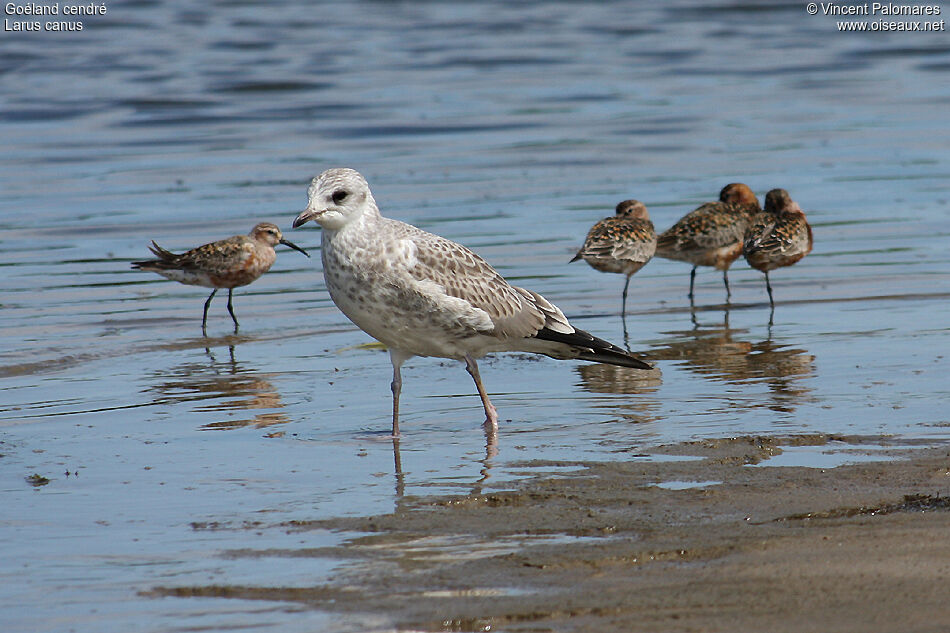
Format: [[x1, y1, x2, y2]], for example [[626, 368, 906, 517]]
[[292, 209, 321, 228], [279, 239, 310, 257]]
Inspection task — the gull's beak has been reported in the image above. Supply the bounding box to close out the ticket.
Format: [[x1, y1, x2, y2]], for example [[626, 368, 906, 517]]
[[279, 238, 310, 257], [293, 208, 321, 229]]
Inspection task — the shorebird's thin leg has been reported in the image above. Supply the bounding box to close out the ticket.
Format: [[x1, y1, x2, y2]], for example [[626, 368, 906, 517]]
[[202, 289, 218, 334], [723, 270, 731, 300], [464, 354, 498, 430], [688, 265, 697, 300], [226, 288, 239, 330], [389, 350, 409, 437], [765, 272, 774, 308], [621, 276, 631, 317]]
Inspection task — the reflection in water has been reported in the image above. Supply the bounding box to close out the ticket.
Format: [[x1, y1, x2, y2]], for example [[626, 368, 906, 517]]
[[470, 424, 499, 497], [146, 345, 290, 430], [743, 337, 815, 413], [650, 310, 815, 413], [392, 437, 404, 498], [389, 424, 498, 500], [575, 362, 662, 425], [576, 363, 663, 396]]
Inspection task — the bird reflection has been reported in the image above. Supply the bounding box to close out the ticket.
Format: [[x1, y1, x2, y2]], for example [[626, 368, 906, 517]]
[[203, 342, 236, 368], [392, 436, 405, 498], [575, 362, 663, 426], [652, 314, 751, 382], [469, 424, 498, 496], [743, 337, 815, 413], [650, 309, 815, 412], [389, 420, 498, 500], [146, 345, 290, 431], [576, 363, 663, 396]]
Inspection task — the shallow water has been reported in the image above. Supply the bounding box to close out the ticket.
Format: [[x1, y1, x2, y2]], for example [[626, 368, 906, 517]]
[[1, 1, 949, 631]]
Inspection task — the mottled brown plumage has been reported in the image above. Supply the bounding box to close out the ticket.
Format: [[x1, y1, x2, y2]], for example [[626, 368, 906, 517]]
[[132, 222, 309, 332], [743, 188, 813, 308], [655, 183, 761, 300], [571, 200, 657, 315]]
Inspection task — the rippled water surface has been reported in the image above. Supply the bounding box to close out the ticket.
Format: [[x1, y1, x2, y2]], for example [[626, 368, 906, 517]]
[[2, 1, 949, 631]]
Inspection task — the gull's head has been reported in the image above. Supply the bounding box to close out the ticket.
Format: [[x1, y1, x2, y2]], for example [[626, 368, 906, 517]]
[[293, 168, 374, 231]]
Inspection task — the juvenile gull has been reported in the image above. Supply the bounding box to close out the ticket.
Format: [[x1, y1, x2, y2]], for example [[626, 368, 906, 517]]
[[655, 183, 760, 301], [742, 188, 813, 309], [293, 168, 652, 436], [570, 199, 657, 316], [132, 222, 309, 333]]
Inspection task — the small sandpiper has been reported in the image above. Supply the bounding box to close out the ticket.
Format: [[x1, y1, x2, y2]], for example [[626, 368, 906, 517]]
[[742, 188, 813, 309], [655, 183, 760, 302], [292, 168, 653, 437], [570, 199, 657, 316], [132, 222, 309, 333]]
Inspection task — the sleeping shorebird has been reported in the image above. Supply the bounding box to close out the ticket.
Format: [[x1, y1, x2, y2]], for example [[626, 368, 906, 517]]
[[570, 199, 656, 316], [292, 168, 653, 436], [655, 183, 760, 302], [743, 188, 813, 309], [132, 222, 309, 332]]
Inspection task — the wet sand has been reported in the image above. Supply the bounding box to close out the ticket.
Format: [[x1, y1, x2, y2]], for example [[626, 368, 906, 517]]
[[156, 434, 950, 632]]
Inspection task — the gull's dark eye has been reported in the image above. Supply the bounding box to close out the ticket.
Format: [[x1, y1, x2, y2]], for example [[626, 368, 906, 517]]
[[332, 190, 348, 204]]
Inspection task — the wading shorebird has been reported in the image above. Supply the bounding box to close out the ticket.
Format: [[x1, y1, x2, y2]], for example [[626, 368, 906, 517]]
[[132, 222, 309, 333], [742, 188, 813, 309], [655, 183, 760, 302], [292, 168, 653, 437], [570, 199, 657, 316]]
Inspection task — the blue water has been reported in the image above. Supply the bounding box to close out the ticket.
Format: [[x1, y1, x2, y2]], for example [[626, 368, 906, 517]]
[[2, 1, 949, 631]]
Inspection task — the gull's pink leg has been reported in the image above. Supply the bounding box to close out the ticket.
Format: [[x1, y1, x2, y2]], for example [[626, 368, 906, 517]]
[[464, 354, 498, 430]]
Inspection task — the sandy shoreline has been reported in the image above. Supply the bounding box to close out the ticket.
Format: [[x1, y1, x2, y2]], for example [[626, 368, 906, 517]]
[[157, 434, 950, 632]]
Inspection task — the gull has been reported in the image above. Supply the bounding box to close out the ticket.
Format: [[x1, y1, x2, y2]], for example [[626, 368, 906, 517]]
[[293, 168, 653, 436], [655, 183, 760, 301], [132, 222, 309, 332], [570, 199, 657, 316], [743, 188, 814, 309]]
